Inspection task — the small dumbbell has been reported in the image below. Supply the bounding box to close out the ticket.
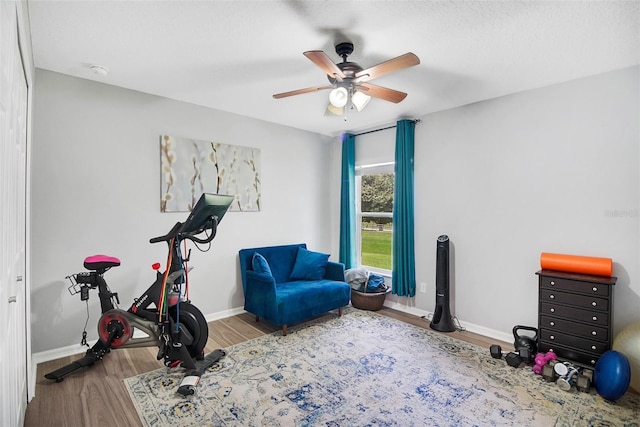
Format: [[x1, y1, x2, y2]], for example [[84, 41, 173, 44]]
[[554, 362, 580, 391], [576, 374, 591, 392], [533, 351, 558, 375], [490, 345, 521, 367], [489, 345, 532, 368], [542, 362, 557, 382], [504, 352, 523, 368], [576, 368, 593, 393], [490, 344, 507, 359]]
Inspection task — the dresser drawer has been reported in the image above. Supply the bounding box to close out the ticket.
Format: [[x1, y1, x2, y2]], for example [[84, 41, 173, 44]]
[[539, 342, 602, 367], [539, 276, 610, 297], [539, 315, 608, 342], [537, 270, 615, 368], [539, 329, 608, 354], [539, 289, 608, 311], [540, 302, 608, 326]]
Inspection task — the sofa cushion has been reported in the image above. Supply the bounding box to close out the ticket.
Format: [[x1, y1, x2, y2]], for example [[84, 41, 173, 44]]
[[239, 243, 307, 287], [252, 252, 272, 276], [289, 247, 330, 281]]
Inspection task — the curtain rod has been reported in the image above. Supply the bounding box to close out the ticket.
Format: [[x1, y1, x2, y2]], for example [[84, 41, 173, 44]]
[[353, 119, 421, 137]]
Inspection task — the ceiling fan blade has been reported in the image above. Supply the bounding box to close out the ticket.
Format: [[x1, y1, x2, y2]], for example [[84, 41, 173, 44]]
[[355, 52, 420, 82], [273, 85, 333, 99], [303, 50, 346, 80], [358, 83, 407, 103]]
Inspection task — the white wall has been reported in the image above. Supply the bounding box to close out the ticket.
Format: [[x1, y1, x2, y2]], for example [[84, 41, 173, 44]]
[[334, 67, 640, 341], [31, 70, 334, 354], [408, 66, 638, 339], [32, 65, 639, 357]]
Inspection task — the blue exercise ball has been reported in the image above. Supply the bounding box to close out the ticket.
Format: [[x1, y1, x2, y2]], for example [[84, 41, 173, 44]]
[[594, 350, 631, 401]]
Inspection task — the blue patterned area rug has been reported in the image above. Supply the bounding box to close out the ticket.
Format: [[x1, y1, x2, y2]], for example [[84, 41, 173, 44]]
[[124, 309, 640, 426]]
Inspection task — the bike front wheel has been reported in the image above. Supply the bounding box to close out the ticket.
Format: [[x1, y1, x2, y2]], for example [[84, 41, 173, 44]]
[[167, 302, 209, 359]]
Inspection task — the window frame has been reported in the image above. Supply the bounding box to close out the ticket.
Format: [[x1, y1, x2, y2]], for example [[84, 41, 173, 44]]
[[355, 162, 395, 276]]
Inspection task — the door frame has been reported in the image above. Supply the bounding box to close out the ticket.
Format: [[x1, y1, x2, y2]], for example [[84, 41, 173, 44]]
[[15, 0, 35, 403]]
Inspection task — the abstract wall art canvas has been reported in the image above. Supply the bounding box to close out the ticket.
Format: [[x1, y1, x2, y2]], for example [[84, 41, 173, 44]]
[[160, 135, 261, 212]]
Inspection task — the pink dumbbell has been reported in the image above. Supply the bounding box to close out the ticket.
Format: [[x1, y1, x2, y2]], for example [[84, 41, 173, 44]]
[[533, 351, 558, 375]]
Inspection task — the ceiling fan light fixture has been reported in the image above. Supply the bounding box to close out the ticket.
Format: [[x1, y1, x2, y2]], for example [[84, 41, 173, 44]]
[[329, 87, 348, 108], [326, 103, 344, 116], [352, 91, 371, 112]]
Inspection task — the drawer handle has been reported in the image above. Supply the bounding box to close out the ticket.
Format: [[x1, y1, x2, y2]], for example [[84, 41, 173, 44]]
[[550, 321, 555, 326], [592, 301, 597, 307], [550, 308, 555, 313], [592, 331, 597, 336], [592, 286, 598, 292], [592, 316, 598, 321], [549, 294, 555, 299], [550, 335, 555, 340], [550, 281, 555, 286], [591, 345, 597, 350]]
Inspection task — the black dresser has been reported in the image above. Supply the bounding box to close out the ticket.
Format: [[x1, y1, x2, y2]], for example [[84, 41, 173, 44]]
[[536, 269, 616, 367]]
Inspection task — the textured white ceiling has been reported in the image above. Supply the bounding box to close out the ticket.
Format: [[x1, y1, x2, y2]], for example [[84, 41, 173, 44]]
[[28, 0, 640, 137]]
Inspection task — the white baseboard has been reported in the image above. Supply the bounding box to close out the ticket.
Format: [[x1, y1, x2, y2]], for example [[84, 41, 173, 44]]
[[32, 340, 96, 367], [381, 298, 431, 319], [32, 306, 248, 367], [204, 306, 246, 323], [381, 300, 512, 345], [30, 339, 98, 399], [460, 321, 513, 345]]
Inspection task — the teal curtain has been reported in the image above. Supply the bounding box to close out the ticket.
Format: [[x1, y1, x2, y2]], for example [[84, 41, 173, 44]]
[[392, 120, 416, 296], [339, 133, 356, 269]]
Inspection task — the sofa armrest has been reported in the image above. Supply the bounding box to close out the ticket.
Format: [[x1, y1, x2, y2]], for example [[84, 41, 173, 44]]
[[324, 261, 346, 281], [244, 270, 278, 319], [245, 270, 277, 290]]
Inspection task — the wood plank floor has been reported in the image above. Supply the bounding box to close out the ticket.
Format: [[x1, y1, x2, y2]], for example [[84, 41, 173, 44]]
[[24, 308, 510, 427]]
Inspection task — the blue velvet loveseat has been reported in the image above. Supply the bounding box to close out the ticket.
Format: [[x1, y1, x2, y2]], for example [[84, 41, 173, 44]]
[[238, 243, 351, 335]]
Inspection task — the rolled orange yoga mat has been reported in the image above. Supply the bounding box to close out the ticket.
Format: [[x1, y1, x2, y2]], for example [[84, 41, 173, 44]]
[[540, 252, 613, 277]]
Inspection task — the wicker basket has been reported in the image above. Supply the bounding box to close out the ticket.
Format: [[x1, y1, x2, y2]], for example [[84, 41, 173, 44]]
[[351, 288, 389, 311]]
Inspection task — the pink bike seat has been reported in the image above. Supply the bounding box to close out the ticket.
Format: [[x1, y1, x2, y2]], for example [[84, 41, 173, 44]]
[[84, 254, 121, 271]]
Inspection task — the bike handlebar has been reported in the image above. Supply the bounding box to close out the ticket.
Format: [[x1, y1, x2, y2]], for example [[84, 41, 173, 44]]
[[149, 216, 219, 245], [149, 222, 183, 244]]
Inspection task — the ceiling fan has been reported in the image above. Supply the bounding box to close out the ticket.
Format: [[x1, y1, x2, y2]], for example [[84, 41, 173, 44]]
[[273, 42, 420, 115]]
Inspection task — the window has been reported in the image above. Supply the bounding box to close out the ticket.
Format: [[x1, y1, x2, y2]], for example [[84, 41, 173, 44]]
[[356, 162, 394, 273]]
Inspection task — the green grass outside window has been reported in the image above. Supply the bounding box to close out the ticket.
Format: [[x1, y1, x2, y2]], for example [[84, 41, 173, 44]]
[[361, 230, 392, 270]]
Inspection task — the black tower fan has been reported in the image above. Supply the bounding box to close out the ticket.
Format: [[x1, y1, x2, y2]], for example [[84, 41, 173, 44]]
[[430, 235, 456, 332]]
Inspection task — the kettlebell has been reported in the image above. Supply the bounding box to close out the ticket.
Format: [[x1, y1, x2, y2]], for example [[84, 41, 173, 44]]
[[513, 325, 538, 355]]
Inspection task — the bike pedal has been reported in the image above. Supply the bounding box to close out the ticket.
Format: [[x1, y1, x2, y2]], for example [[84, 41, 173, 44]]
[[167, 360, 182, 368]]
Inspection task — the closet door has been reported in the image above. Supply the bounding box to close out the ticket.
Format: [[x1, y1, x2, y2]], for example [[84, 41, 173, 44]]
[[0, 1, 29, 425]]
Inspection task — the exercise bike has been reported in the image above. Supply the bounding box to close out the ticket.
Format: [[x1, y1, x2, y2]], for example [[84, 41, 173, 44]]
[[45, 193, 234, 396]]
